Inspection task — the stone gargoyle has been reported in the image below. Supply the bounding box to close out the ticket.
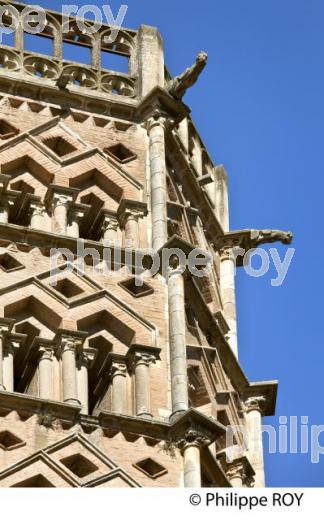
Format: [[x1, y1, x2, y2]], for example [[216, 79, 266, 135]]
[[167, 51, 208, 100]]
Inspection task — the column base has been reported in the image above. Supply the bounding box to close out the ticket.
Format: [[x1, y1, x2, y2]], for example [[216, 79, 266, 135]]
[[169, 408, 188, 423], [137, 412, 153, 420], [64, 398, 81, 406]]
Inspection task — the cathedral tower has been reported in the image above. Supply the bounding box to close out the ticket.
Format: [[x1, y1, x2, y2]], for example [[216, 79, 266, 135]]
[[0, 1, 291, 487]]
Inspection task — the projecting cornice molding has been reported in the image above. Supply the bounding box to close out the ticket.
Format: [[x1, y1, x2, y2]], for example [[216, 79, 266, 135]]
[[0, 390, 81, 423], [136, 86, 190, 124], [243, 381, 278, 417]]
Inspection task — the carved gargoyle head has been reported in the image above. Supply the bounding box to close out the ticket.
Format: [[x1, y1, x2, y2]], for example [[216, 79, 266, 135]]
[[197, 51, 208, 64], [281, 231, 293, 244]]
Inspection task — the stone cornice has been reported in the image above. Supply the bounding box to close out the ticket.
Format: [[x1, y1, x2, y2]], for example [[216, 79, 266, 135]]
[[99, 408, 226, 445], [0, 222, 150, 268], [0, 390, 81, 423], [136, 86, 190, 124], [243, 381, 278, 416]]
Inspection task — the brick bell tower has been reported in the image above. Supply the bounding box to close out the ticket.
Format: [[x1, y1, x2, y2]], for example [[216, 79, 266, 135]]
[[0, 1, 292, 488]]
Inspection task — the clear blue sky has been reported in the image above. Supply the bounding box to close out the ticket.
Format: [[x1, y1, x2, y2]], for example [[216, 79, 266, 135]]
[[25, 0, 323, 486]]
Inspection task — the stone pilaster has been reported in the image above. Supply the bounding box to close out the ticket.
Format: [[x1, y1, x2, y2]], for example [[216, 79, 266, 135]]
[[219, 246, 238, 358], [244, 396, 266, 487], [146, 114, 168, 251]]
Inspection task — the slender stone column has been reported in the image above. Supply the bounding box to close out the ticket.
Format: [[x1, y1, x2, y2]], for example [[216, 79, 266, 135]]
[[29, 201, 46, 230], [245, 397, 266, 487], [190, 136, 202, 175], [77, 347, 96, 415], [52, 194, 73, 235], [132, 352, 155, 419], [0, 334, 6, 391], [91, 35, 101, 69], [101, 215, 119, 244], [3, 340, 20, 392], [219, 247, 238, 358], [183, 444, 201, 487], [110, 361, 128, 414], [61, 336, 82, 406], [168, 264, 188, 417], [66, 206, 84, 239], [214, 165, 229, 231], [0, 200, 9, 224], [124, 212, 139, 248], [53, 26, 63, 59], [0, 321, 13, 391], [147, 115, 168, 251], [177, 119, 189, 151], [15, 22, 24, 50], [38, 343, 55, 400], [179, 429, 210, 488]]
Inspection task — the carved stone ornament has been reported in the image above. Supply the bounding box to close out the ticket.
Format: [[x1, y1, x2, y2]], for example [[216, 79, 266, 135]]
[[167, 52, 208, 100]]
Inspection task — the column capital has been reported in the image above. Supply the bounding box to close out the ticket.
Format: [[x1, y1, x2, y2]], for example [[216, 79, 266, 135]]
[[226, 460, 246, 481], [0, 318, 15, 337], [102, 213, 119, 232], [29, 199, 46, 217], [56, 330, 86, 355], [61, 336, 83, 352], [127, 346, 160, 370], [219, 246, 236, 261], [4, 339, 21, 357], [244, 396, 266, 414], [110, 361, 128, 378], [78, 347, 97, 368], [145, 110, 168, 133], [45, 185, 79, 210], [224, 456, 255, 487], [53, 193, 74, 209], [69, 203, 89, 223], [117, 199, 147, 228], [176, 427, 211, 452], [39, 344, 56, 361], [107, 353, 128, 378], [131, 352, 156, 370], [167, 254, 186, 277]]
